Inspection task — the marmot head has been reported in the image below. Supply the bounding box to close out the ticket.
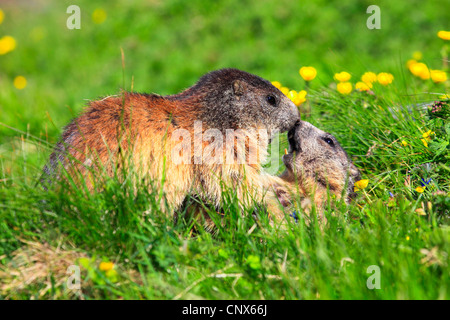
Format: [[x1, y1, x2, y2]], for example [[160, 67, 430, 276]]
[[282, 121, 360, 203], [182, 68, 300, 137]]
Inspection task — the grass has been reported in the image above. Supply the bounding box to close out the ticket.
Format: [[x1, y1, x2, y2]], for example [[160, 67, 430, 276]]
[[0, 0, 449, 299]]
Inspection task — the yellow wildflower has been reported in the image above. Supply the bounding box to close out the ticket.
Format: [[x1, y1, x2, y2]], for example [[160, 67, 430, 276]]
[[99, 261, 114, 271], [287, 90, 307, 106], [355, 81, 372, 91], [0, 9, 4, 25], [421, 138, 428, 148], [377, 72, 394, 85], [299, 66, 317, 81], [419, 130, 433, 147], [271, 81, 282, 89], [13, 76, 27, 90], [415, 186, 425, 193], [0, 35, 16, 55], [337, 82, 352, 95], [334, 71, 351, 82], [437, 30, 450, 40], [422, 130, 434, 141], [430, 70, 447, 83], [401, 140, 408, 146], [419, 69, 430, 80], [406, 236, 410, 241], [92, 8, 107, 24], [361, 72, 377, 84], [354, 179, 369, 191], [409, 62, 430, 79], [287, 90, 298, 102], [280, 86, 290, 96], [295, 90, 307, 106]]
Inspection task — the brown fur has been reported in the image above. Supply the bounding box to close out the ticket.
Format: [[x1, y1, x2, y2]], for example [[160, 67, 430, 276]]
[[42, 68, 300, 219]]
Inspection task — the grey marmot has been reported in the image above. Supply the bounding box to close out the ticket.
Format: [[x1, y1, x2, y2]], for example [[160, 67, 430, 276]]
[[277, 120, 361, 222]]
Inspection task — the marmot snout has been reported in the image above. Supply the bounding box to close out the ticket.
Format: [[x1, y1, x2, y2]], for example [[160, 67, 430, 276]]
[[281, 121, 360, 205]]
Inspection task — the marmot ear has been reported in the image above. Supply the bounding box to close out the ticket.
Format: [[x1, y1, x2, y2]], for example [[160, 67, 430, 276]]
[[232, 80, 246, 96]]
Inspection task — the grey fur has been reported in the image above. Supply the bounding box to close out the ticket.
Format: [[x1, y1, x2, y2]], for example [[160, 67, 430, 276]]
[[281, 121, 360, 203]]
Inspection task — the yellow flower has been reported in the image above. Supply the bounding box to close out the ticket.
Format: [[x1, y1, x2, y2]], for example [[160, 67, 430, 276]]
[[419, 69, 430, 80], [422, 130, 432, 139], [297, 90, 307, 98], [406, 236, 410, 241], [337, 82, 352, 95], [430, 70, 447, 83], [437, 30, 450, 40], [0, 9, 4, 25], [271, 81, 282, 89], [287, 90, 298, 102], [415, 186, 425, 193], [280, 86, 290, 96], [354, 179, 369, 191], [299, 66, 317, 81], [361, 72, 377, 84], [420, 129, 433, 148], [287, 90, 307, 106], [99, 261, 114, 271], [13, 76, 27, 89], [334, 71, 351, 82], [422, 130, 434, 141], [421, 138, 428, 148], [377, 72, 394, 85], [412, 51, 423, 60], [0, 35, 16, 55], [92, 8, 107, 24], [409, 62, 429, 79], [295, 90, 307, 106], [355, 81, 372, 91], [401, 140, 408, 146]]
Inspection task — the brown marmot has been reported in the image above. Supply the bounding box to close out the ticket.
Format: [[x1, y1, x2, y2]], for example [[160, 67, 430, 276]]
[[182, 120, 360, 230], [42, 68, 300, 218]]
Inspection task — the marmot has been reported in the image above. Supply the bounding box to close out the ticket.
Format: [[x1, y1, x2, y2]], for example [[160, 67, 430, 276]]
[[43, 68, 300, 218], [278, 120, 361, 221], [182, 120, 360, 230]]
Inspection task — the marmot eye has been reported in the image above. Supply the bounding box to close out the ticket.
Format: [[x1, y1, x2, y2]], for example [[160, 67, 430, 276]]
[[266, 95, 276, 106], [322, 137, 335, 147]]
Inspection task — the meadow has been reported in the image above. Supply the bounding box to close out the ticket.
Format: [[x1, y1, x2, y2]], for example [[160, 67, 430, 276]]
[[0, 0, 448, 300]]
